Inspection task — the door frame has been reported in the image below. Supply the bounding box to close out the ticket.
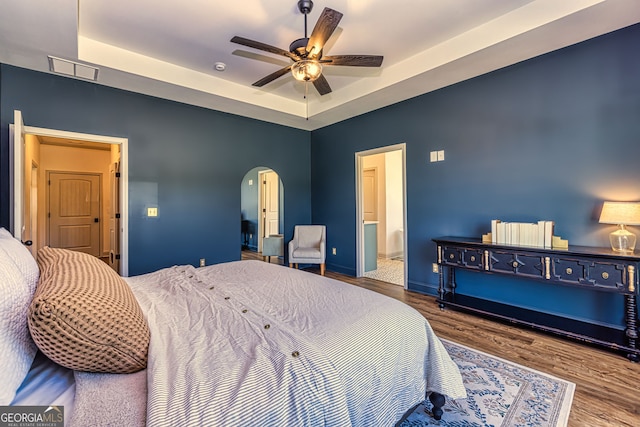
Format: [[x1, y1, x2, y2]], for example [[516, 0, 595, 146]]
[[10, 113, 130, 276], [355, 143, 407, 287]]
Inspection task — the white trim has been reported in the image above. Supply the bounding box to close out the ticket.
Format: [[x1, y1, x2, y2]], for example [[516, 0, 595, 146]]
[[20, 123, 130, 277], [10, 111, 24, 241], [355, 143, 407, 288]]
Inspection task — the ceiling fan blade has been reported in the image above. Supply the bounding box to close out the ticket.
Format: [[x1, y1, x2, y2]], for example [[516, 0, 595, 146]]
[[322, 55, 384, 67], [231, 36, 298, 60], [252, 65, 292, 87], [312, 74, 332, 96], [306, 8, 343, 59]]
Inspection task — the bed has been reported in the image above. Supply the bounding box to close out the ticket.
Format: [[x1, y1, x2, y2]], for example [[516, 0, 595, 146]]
[[1, 227, 466, 426]]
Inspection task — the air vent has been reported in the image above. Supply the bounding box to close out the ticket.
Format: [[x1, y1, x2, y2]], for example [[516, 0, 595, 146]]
[[47, 56, 99, 81]]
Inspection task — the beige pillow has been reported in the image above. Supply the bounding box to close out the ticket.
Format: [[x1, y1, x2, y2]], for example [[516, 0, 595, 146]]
[[28, 247, 150, 373]]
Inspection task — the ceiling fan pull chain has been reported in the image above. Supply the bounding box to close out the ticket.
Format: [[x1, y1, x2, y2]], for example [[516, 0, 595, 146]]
[[305, 82, 309, 120]]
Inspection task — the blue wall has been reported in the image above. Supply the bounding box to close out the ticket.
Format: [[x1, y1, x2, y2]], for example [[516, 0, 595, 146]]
[[0, 65, 311, 275], [311, 24, 640, 328]]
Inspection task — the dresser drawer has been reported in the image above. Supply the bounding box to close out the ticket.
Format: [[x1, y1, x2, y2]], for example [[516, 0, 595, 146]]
[[489, 250, 545, 279], [552, 258, 587, 285], [441, 246, 484, 270], [441, 246, 463, 266], [586, 261, 626, 291], [551, 258, 629, 292]]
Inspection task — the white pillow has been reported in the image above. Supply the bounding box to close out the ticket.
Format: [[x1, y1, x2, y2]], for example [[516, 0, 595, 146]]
[[0, 228, 39, 290], [0, 228, 39, 404]]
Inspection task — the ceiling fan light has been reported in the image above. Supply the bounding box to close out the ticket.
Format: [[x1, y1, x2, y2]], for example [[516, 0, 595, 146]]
[[291, 60, 322, 82]]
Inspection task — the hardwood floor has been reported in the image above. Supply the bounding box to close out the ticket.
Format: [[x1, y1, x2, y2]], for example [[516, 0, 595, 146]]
[[241, 251, 640, 427]]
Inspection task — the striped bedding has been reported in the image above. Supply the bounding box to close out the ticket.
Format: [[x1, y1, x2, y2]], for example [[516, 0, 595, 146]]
[[126, 260, 466, 426]]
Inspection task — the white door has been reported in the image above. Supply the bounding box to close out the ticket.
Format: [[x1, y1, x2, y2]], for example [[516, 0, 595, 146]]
[[109, 160, 121, 272], [258, 170, 279, 252], [10, 110, 25, 240], [264, 171, 279, 236]]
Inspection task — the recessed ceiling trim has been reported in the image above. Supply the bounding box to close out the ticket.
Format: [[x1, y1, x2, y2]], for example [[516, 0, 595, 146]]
[[78, 36, 306, 117], [47, 55, 99, 81]]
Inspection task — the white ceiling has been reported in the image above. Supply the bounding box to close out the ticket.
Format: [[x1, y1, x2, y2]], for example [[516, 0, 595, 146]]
[[1, 0, 639, 131]]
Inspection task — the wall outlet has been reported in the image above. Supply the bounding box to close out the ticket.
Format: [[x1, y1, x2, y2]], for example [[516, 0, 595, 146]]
[[147, 207, 158, 217], [200, 258, 206, 267], [432, 263, 439, 273], [332, 247, 337, 255]]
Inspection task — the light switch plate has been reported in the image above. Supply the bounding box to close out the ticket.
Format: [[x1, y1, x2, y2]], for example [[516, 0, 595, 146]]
[[430, 151, 438, 162], [437, 150, 445, 161]]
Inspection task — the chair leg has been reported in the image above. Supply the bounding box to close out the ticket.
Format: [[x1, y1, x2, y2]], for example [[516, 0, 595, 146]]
[[320, 263, 325, 276]]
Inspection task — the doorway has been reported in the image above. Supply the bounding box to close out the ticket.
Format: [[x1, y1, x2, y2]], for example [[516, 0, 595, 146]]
[[355, 144, 407, 287], [240, 167, 284, 263], [10, 110, 130, 276], [258, 169, 280, 253]]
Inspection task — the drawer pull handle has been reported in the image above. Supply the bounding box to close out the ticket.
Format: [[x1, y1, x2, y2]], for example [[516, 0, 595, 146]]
[[449, 254, 455, 259], [566, 267, 573, 275], [470, 255, 476, 262], [512, 261, 519, 268], [602, 272, 609, 280]]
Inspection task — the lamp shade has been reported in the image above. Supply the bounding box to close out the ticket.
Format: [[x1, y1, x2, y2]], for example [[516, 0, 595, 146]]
[[599, 202, 640, 225]]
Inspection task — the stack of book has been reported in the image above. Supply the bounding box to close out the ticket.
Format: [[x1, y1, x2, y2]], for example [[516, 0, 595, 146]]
[[489, 219, 556, 248]]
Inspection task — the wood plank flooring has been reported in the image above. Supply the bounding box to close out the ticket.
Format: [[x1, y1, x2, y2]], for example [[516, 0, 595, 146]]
[[241, 251, 640, 426]]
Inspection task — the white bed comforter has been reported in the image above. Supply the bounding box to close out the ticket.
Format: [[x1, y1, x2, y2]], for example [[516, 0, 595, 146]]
[[126, 260, 465, 427]]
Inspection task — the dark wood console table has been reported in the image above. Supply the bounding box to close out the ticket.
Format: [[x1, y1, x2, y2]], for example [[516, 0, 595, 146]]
[[433, 236, 640, 361]]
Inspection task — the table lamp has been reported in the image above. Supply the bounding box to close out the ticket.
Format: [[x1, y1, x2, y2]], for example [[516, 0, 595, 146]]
[[599, 201, 640, 253]]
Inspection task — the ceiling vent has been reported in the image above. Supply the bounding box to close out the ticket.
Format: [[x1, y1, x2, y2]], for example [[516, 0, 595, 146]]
[[48, 56, 99, 81]]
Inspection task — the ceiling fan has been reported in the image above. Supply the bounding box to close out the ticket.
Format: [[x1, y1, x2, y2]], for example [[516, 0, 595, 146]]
[[231, 0, 383, 96]]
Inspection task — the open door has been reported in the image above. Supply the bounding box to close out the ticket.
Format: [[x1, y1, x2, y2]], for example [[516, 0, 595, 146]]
[[10, 110, 25, 241], [10, 110, 130, 276], [355, 144, 408, 288], [109, 160, 121, 272], [258, 169, 280, 253]]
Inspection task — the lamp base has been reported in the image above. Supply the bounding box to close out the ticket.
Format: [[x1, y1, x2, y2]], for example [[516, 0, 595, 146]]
[[609, 226, 636, 253]]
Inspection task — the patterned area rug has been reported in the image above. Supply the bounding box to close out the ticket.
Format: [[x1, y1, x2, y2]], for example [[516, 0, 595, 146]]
[[398, 340, 575, 427]]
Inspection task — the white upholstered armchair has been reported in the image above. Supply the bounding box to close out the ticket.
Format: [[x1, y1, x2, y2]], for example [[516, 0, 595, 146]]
[[288, 225, 326, 276]]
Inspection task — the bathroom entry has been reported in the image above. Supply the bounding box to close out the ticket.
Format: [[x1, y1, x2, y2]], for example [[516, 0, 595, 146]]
[[355, 144, 406, 287]]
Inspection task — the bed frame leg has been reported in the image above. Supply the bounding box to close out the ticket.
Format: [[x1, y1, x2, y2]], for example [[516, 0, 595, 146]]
[[429, 392, 445, 421]]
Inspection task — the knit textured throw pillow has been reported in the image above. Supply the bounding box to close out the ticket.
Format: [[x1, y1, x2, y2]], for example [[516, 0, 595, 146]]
[[28, 247, 150, 373]]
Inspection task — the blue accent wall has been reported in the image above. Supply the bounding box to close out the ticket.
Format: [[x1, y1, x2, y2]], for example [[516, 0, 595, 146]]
[[0, 65, 311, 275], [311, 24, 640, 328]]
